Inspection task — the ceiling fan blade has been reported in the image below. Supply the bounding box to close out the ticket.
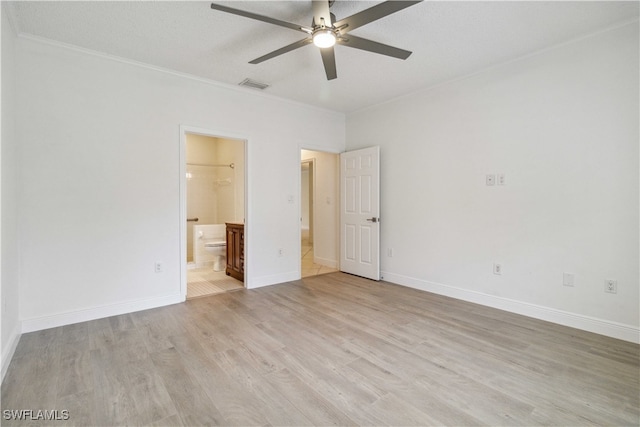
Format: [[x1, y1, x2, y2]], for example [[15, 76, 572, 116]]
[[210, 3, 312, 34], [334, 1, 422, 33], [338, 34, 412, 60], [249, 38, 312, 64], [319, 47, 337, 80], [312, 0, 332, 27]]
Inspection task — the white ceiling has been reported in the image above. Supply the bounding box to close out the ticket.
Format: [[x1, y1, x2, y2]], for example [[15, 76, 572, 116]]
[[6, 1, 639, 113]]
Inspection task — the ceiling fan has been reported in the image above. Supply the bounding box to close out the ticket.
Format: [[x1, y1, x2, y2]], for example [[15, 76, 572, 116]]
[[210, 1, 423, 80]]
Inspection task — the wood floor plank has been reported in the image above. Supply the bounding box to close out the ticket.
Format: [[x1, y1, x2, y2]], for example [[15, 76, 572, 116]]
[[255, 317, 358, 367], [422, 324, 638, 420], [89, 348, 140, 426], [265, 347, 388, 426], [56, 345, 92, 399], [368, 392, 444, 426], [212, 348, 315, 426], [55, 389, 95, 427], [341, 333, 487, 425], [5, 326, 64, 414], [148, 413, 184, 427], [149, 347, 225, 426], [2, 272, 638, 426], [263, 368, 359, 426], [127, 360, 179, 425], [167, 331, 268, 426], [228, 341, 285, 376]]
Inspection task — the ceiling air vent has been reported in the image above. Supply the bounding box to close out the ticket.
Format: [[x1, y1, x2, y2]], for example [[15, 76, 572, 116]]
[[238, 78, 270, 90]]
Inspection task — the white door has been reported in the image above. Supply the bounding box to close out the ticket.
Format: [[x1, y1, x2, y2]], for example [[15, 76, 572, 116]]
[[340, 146, 380, 280]]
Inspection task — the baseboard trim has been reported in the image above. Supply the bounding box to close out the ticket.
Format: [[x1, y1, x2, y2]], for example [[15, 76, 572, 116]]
[[248, 271, 300, 289], [21, 293, 183, 334], [381, 271, 640, 344], [1, 324, 22, 383], [313, 256, 338, 269]]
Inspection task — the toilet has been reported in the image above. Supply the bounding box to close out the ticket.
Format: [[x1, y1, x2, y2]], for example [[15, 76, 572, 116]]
[[204, 239, 227, 272], [194, 224, 227, 271]]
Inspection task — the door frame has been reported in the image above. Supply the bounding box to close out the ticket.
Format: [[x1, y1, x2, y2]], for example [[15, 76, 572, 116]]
[[179, 125, 249, 300]]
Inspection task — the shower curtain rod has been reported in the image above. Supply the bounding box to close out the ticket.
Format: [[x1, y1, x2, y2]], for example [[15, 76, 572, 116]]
[[187, 162, 234, 169]]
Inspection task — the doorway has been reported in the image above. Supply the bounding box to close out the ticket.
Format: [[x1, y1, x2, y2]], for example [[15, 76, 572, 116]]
[[180, 127, 247, 300], [300, 149, 340, 278]]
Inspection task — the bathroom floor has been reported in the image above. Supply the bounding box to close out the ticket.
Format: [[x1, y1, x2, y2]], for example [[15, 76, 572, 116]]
[[301, 237, 339, 278], [186, 267, 244, 299]]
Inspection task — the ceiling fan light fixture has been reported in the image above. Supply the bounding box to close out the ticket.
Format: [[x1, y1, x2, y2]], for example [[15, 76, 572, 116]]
[[312, 29, 336, 48]]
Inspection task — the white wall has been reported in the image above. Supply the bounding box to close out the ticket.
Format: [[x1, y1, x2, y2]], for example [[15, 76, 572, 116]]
[[346, 22, 639, 342], [15, 36, 345, 331], [301, 150, 339, 268], [215, 138, 244, 224], [1, 5, 21, 380]]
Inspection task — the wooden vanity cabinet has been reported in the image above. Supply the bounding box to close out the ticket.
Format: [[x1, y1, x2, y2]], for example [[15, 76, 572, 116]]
[[225, 222, 244, 282]]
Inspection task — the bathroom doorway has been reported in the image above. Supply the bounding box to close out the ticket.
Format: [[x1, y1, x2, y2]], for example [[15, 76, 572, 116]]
[[183, 131, 246, 299], [300, 149, 340, 278]]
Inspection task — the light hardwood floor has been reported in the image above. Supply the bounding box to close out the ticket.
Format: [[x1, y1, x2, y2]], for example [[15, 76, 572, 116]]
[[2, 272, 638, 426]]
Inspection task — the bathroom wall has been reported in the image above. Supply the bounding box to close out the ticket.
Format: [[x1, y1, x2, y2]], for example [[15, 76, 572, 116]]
[[186, 133, 217, 262], [215, 138, 244, 224], [186, 134, 244, 263]]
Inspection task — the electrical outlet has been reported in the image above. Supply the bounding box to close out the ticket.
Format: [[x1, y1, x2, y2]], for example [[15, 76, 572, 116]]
[[493, 263, 502, 275], [486, 174, 496, 186], [278, 248, 284, 257], [604, 279, 617, 294], [563, 272, 575, 287], [154, 261, 163, 273], [497, 173, 506, 186]]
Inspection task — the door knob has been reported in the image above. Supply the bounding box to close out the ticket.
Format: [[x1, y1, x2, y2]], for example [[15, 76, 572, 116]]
[[366, 217, 379, 223]]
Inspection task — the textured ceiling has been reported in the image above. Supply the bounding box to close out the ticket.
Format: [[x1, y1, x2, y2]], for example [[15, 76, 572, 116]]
[[6, 1, 639, 112]]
